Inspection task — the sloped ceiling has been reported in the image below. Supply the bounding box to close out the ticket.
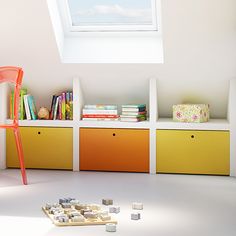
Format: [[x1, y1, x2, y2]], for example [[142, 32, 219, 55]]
[[0, 0, 236, 118]]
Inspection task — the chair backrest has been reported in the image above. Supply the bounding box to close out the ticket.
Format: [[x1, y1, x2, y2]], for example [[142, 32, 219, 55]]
[[0, 66, 24, 122]]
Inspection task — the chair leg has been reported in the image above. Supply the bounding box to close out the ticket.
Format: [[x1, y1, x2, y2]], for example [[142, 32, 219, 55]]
[[13, 128, 27, 185]]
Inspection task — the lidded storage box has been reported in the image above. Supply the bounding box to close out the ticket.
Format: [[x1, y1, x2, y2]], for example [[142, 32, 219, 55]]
[[173, 104, 209, 123]]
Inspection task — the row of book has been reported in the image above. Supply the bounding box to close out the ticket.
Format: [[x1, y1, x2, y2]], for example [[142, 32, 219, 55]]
[[120, 104, 147, 122], [81, 104, 147, 122], [82, 104, 119, 121], [10, 88, 37, 120], [49, 91, 73, 120]]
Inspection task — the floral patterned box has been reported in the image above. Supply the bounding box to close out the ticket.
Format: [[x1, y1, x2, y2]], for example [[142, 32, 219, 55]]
[[173, 104, 210, 123]]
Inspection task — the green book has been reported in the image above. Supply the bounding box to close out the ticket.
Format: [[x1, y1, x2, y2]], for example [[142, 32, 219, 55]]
[[20, 88, 27, 120]]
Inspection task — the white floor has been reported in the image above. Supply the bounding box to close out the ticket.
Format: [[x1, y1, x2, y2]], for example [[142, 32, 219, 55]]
[[0, 169, 236, 236]]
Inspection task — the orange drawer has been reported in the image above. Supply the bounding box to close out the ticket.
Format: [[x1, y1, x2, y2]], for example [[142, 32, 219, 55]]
[[80, 128, 149, 172]]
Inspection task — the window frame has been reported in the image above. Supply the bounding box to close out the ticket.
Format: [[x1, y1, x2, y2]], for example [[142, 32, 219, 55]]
[[60, 0, 158, 32]]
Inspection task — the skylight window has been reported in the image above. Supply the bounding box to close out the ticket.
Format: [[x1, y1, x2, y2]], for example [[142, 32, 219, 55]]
[[65, 0, 158, 31]]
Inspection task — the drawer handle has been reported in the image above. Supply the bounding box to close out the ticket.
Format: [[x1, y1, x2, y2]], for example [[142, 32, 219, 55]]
[[38, 132, 41, 135], [191, 135, 194, 138], [112, 133, 116, 136]]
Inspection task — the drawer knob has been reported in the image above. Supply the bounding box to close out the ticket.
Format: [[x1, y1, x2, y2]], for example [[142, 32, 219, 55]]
[[38, 132, 41, 135], [191, 135, 194, 138], [112, 133, 116, 136]]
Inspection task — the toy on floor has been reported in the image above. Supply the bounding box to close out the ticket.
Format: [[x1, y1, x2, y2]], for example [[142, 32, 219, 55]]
[[131, 212, 141, 220], [106, 223, 117, 232], [102, 198, 113, 205], [132, 202, 143, 210], [42, 198, 117, 226], [109, 206, 120, 214]]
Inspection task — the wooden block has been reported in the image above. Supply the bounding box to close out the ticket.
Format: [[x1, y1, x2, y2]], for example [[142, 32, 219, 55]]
[[75, 204, 89, 210], [100, 215, 111, 221], [109, 206, 120, 214], [102, 199, 113, 206], [71, 215, 85, 222], [84, 212, 98, 219], [131, 212, 141, 220], [61, 203, 72, 208], [132, 202, 143, 210], [106, 223, 116, 232]]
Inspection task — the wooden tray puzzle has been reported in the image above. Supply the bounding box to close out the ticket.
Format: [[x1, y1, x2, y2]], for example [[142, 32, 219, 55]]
[[42, 207, 117, 226]]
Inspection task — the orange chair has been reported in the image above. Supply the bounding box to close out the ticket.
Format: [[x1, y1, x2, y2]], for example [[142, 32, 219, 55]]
[[0, 66, 27, 185]]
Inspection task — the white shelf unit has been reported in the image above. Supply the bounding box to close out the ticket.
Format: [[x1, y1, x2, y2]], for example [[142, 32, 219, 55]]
[[1, 77, 236, 176]]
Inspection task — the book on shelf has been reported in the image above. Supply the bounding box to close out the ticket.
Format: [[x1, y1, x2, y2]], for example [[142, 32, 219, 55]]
[[20, 88, 27, 120], [120, 114, 146, 119], [121, 111, 147, 116], [10, 88, 27, 120], [23, 94, 31, 120], [49, 95, 57, 120], [27, 95, 37, 120], [82, 118, 119, 121], [84, 104, 118, 110], [61, 92, 66, 120], [122, 107, 146, 112], [120, 104, 147, 122], [53, 96, 59, 120], [82, 109, 118, 115], [121, 104, 146, 108], [120, 116, 146, 122], [49, 91, 73, 120], [82, 114, 119, 118]]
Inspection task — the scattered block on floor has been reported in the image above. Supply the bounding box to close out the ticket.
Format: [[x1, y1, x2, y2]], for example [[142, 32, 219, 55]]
[[61, 203, 72, 208], [102, 199, 113, 206], [132, 202, 143, 210], [43, 198, 117, 227], [100, 214, 111, 221], [71, 215, 85, 222], [84, 211, 98, 219], [106, 223, 116, 232], [89, 204, 101, 211], [109, 206, 120, 214], [131, 212, 141, 220]]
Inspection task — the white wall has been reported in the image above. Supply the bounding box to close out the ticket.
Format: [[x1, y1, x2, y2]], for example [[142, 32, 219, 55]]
[[0, 0, 236, 118]]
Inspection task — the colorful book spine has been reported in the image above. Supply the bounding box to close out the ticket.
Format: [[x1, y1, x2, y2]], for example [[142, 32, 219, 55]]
[[66, 92, 70, 120], [121, 104, 146, 108], [49, 95, 57, 120], [84, 104, 118, 110], [122, 107, 146, 112], [27, 95, 37, 120], [82, 109, 118, 115], [20, 88, 27, 120], [24, 95, 31, 120], [58, 95, 62, 120], [82, 114, 119, 118], [9, 92, 13, 119], [61, 92, 66, 120], [69, 92, 73, 120], [82, 118, 119, 121], [53, 96, 59, 120]]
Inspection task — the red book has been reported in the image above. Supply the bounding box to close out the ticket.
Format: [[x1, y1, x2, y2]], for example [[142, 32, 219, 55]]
[[82, 114, 119, 118]]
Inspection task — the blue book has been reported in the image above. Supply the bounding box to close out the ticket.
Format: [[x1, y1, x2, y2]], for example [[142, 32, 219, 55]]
[[27, 95, 37, 120]]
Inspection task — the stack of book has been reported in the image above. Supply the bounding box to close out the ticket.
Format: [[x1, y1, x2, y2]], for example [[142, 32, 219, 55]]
[[82, 105, 119, 121], [120, 104, 147, 122], [49, 91, 73, 120], [10, 88, 38, 120]]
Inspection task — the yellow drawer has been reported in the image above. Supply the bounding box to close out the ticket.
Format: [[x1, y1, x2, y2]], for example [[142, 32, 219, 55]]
[[156, 130, 229, 175], [7, 127, 73, 170]]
